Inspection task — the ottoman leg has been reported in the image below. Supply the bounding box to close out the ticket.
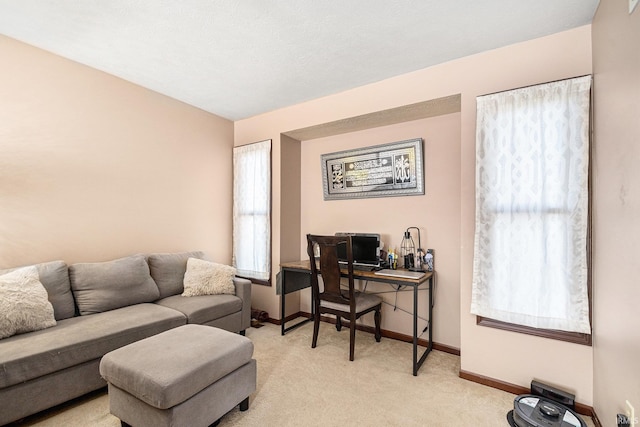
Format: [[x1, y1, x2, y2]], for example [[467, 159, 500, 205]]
[[121, 421, 132, 427], [239, 396, 250, 411]]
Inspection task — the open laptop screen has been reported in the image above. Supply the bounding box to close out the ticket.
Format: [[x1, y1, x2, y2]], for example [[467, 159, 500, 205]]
[[335, 233, 381, 267]]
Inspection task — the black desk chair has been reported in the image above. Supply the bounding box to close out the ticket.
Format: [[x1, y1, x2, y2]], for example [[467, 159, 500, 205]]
[[306, 234, 382, 361]]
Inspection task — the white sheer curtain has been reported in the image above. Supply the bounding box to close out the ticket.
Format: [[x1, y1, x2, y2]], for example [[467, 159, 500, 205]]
[[233, 140, 271, 281], [471, 76, 591, 334]]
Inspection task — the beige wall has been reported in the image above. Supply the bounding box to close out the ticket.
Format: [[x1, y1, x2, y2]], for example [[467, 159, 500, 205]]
[[0, 21, 603, 411], [592, 0, 640, 424], [297, 115, 461, 348], [236, 25, 594, 404], [0, 36, 234, 268]]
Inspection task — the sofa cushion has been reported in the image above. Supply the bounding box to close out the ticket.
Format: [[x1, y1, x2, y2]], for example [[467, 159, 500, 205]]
[[0, 303, 186, 389], [147, 251, 205, 298], [155, 294, 242, 325], [182, 258, 236, 297], [70, 255, 160, 315], [0, 261, 75, 320], [0, 266, 57, 340]]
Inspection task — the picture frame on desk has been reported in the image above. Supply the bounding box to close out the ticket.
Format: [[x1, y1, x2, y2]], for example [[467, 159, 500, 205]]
[[321, 138, 424, 201]]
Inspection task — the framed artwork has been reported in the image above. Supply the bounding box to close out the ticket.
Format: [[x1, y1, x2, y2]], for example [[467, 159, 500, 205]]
[[321, 138, 424, 200]]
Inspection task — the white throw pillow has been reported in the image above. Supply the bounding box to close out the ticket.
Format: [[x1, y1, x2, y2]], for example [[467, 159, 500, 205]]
[[0, 266, 57, 340], [182, 258, 236, 297]]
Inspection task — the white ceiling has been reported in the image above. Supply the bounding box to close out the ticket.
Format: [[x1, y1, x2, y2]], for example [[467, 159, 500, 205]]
[[0, 1, 599, 121]]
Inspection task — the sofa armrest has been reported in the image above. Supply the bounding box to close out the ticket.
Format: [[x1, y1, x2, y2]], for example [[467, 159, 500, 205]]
[[233, 277, 252, 332]]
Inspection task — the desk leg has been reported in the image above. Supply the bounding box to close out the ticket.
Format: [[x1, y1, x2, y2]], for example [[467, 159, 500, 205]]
[[280, 269, 313, 335], [428, 275, 433, 351], [413, 276, 434, 376], [413, 284, 418, 376], [280, 283, 286, 336]]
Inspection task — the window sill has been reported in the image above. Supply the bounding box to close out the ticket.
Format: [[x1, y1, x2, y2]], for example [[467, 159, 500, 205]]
[[476, 316, 592, 346]]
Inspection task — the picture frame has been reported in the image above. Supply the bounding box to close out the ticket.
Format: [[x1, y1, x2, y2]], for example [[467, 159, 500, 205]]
[[321, 138, 424, 200]]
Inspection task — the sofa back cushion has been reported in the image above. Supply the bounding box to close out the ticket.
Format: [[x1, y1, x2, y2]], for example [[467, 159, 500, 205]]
[[0, 260, 75, 321], [69, 255, 160, 315], [147, 251, 205, 298]]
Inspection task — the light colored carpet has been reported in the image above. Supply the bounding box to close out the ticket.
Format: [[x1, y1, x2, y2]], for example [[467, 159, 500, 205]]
[[10, 322, 595, 427]]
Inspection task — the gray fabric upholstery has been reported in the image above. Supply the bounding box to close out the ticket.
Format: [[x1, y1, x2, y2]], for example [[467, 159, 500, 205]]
[[70, 255, 160, 315], [233, 277, 252, 332], [155, 276, 251, 332], [147, 251, 205, 298], [107, 360, 256, 427], [202, 311, 242, 331], [0, 252, 251, 425], [154, 294, 242, 325], [100, 325, 254, 409], [0, 359, 106, 426], [0, 260, 75, 320], [0, 304, 185, 388]]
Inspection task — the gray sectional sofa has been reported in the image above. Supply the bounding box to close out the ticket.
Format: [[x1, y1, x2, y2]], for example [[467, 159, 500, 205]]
[[0, 251, 251, 426]]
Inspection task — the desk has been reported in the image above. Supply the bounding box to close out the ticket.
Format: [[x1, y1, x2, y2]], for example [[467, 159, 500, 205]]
[[278, 260, 433, 376]]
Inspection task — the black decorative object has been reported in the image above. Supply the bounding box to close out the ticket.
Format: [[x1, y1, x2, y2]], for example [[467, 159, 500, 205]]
[[402, 227, 425, 271]]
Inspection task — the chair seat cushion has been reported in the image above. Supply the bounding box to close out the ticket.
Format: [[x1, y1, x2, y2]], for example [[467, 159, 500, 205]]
[[320, 291, 381, 313]]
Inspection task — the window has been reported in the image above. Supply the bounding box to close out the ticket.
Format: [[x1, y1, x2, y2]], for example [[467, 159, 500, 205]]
[[233, 140, 271, 284], [471, 76, 592, 339]]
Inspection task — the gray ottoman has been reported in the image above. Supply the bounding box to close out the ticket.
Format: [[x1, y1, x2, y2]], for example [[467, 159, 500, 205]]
[[100, 324, 256, 427]]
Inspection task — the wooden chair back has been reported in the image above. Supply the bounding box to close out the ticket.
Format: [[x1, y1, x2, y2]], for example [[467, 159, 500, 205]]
[[306, 234, 355, 309]]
